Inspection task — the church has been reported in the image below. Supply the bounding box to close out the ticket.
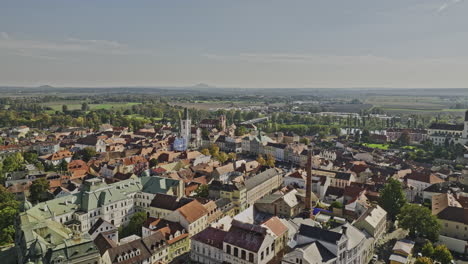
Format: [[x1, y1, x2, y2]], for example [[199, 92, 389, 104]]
[[427, 110, 468, 146]]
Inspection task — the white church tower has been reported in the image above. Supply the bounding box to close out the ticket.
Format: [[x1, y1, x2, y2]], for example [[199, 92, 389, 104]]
[[180, 108, 191, 143], [463, 110, 468, 139]]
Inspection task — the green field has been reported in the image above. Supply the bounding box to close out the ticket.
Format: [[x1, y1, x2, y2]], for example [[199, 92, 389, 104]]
[[43, 102, 141, 113], [363, 143, 390, 150]]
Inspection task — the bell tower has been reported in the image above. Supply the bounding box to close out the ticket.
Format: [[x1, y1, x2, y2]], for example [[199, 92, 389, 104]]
[[180, 108, 191, 143], [463, 110, 468, 139]]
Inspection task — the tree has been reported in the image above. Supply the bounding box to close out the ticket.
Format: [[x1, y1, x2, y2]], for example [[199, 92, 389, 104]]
[[149, 158, 158, 168], [217, 152, 229, 164], [379, 178, 407, 221], [23, 152, 38, 164], [0, 185, 19, 245], [257, 154, 266, 166], [421, 241, 434, 257], [209, 144, 220, 156], [235, 126, 247, 136], [3, 152, 24, 172], [58, 160, 68, 172], [81, 147, 97, 162], [119, 211, 147, 238], [81, 102, 89, 111], [200, 148, 210, 156], [398, 131, 411, 146], [266, 154, 276, 168], [433, 245, 453, 264], [30, 178, 50, 203], [195, 184, 209, 198], [228, 152, 237, 162], [201, 128, 210, 139], [361, 129, 370, 142], [414, 257, 433, 264], [329, 201, 343, 210], [398, 204, 441, 242], [62, 104, 68, 113], [300, 137, 310, 145]]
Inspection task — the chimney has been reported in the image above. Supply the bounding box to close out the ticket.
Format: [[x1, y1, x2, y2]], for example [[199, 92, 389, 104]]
[[304, 144, 313, 215], [160, 179, 166, 190], [341, 225, 348, 235]]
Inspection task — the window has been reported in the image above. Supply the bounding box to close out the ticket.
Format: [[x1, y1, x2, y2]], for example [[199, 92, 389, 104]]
[[226, 245, 231, 254], [261, 251, 264, 260], [249, 253, 254, 262], [241, 250, 246, 260], [234, 247, 238, 257]]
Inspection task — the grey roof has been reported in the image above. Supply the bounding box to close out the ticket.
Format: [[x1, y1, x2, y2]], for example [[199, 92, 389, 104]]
[[300, 241, 336, 263], [245, 168, 281, 191], [224, 220, 268, 252], [298, 224, 343, 244]]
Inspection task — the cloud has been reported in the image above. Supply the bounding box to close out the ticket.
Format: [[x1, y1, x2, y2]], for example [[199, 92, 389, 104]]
[[65, 38, 125, 48], [437, 3, 449, 12], [0, 33, 149, 60], [437, 0, 464, 13], [1, 32, 9, 40]]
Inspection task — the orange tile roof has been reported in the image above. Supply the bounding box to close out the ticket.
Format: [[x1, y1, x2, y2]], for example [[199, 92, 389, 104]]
[[262, 216, 288, 236], [177, 200, 208, 223]]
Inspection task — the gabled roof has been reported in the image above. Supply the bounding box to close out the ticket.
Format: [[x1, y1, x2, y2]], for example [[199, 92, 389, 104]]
[[300, 241, 336, 263], [437, 207, 468, 225], [245, 168, 280, 190], [177, 200, 208, 223], [262, 216, 288, 237], [428, 123, 464, 131], [149, 193, 193, 211], [298, 224, 343, 244], [224, 220, 268, 252], [406, 171, 444, 184], [191, 227, 227, 249], [88, 218, 115, 235]]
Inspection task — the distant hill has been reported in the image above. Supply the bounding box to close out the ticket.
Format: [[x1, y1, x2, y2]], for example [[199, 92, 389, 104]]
[[191, 83, 214, 89], [38, 85, 54, 89]]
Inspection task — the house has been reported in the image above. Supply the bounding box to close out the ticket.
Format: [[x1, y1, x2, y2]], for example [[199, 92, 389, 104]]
[[263, 142, 287, 161], [389, 240, 415, 264], [255, 189, 302, 218], [146, 193, 193, 218], [68, 159, 89, 179], [432, 193, 468, 242], [75, 135, 107, 152], [405, 170, 444, 201], [286, 223, 367, 264], [246, 168, 284, 207], [386, 128, 427, 144], [199, 115, 226, 130], [262, 216, 289, 255], [209, 181, 247, 213], [191, 220, 276, 264], [282, 241, 336, 264], [39, 150, 73, 166], [95, 230, 170, 264], [88, 218, 119, 243], [353, 205, 387, 263], [139, 218, 190, 261], [31, 142, 60, 155], [164, 200, 209, 236], [191, 227, 227, 264], [427, 112, 468, 145]]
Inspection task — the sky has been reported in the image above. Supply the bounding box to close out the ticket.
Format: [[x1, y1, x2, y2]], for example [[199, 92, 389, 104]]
[[1, 0, 468, 88]]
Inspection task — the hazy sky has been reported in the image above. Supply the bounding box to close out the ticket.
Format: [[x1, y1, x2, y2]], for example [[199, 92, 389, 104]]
[[1, 0, 468, 88]]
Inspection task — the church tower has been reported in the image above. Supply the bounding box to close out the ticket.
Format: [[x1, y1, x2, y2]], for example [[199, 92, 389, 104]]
[[219, 115, 226, 131], [463, 110, 468, 139], [180, 108, 191, 142]]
